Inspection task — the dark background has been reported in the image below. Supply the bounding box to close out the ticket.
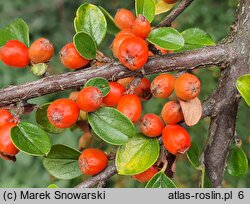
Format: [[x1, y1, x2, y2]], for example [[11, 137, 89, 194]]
[[1, 0, 249, 188]]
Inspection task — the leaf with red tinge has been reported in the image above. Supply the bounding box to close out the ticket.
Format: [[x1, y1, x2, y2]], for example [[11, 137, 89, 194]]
[[179, 97, 202, 126]]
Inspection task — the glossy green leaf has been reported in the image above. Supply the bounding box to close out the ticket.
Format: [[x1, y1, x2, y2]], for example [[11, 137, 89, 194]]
[[73, 32, 97, 60], [135, 0, 156, 22], [74, 4, 107, 46], [226, 146, 248, 177], [36, 103, 64, 134], [146, 172, 177, 188], [99, 6, 120, 35], [182, 28, 215, 46], [43, 145, 82, 180], [84, 77, 110, 96], [11, 122, 51, 156], [116, 134, 159, 175], [147, 27, 184, 50], [47, 184, 58, 188], [236, 75, 250, 107], [88, 107, 135, 145], [0, 18, 29, 46], [186, 142, 201, 169]]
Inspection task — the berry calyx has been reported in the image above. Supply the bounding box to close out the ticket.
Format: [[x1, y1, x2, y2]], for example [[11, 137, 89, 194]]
[[0, 109, 14, 127], [151, 74, 176, 98], [132, 166, 159, 182], [132, 14, 151, 39], [139, 113, 165, 137], [78, 148, 108, 176], [29, 38, 54, 63], [60, 42, 90, 69], [114, 9, 136, 30], [162, 124, 191, 155], [77, 86, 103, 112], [174, 73, 201, 101], [117, 94, 142, 123], [118, 37, 148, 70], [0, 40, 29, 68], [0, 122, 19, 157], [103, 82, 126, 107], [47, 99, 80, 128], [161, 101, 184, 124]]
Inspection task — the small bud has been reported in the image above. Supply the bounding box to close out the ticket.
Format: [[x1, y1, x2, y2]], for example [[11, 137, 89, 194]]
[[30, 63, 48, 76]]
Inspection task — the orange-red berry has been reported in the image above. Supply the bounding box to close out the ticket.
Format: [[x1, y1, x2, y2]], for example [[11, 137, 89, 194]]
[[60, 42, 90, 69], [162, 124, 191, 155], [29, 38, 54, 63], [114, 9, 136, 30], [77, 86, 103, 112], [151, 74, 176, 98], [118, 37, 148, 70], [132, 14, 151, 39], [134, 78, 151, 100], [78, 148, 108, 176], [47, 99, 80, 128], [0, 109, 14, 128], [139, 114, 165, 137], [0, 40, 29, 68], [103, 82, 126, 107], [163, 0, 178, 4], [174, 73, 201, 101], [132, 166, 159, 182], [0, 122, 19, 157], [117, 94, 142, 123], [161, 101, 184, 124]]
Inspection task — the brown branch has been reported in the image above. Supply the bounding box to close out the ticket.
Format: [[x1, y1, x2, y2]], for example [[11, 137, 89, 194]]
[[156, 0, 194, 28], [203, 0, 250, 187], [75, 162, 117, 188], [0, 45, 228, 107]]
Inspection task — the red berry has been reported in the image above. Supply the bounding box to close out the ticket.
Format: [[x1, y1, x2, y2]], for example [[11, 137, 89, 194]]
[[151, 74, 176, 98], [0, 40, 29, 68], [132, 166, 159, 182], [112, 33, 135, 58], [77, 86, 103, 112], [103, 82, 126, 107], [162, 124, 191, 155], [139, 114, 165, 137], [132, 14, 151, 39], [0, 122, 19, 157], [163, 0, 178, 4], [114, 9, 136, 30], [134, 78, 151, 100], [29, 37, 54, 63], [78, 148, 108, 176], [117, 94, 142, 123], [60, 42, 90, 69], [0, 109, 14, 128], [161, 101, 184, 124], [118, 37, 148, 70], [47, 99, 80, 128]]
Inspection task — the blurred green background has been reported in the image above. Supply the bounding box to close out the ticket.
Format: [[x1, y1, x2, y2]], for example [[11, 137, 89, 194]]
[[1, 0, 249, 188]]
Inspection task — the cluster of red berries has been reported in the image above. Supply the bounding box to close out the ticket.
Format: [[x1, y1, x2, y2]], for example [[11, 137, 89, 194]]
[[0, 109, 19, 159]]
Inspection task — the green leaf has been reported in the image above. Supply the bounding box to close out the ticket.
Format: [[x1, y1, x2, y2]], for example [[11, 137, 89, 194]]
[[146, 172, 177, 188], [74, 4, 107, 46], [226, 146, 248, 177], [11, 122, 51, 156], [236, 74, 250, 107], [202, 169, 212, 188], [99, 6, 120, 35], [84, 77, 110, 97], [88, 107, 135, 145], [73, 32, 97, 60], [47, 184, 58, 188], [116, 134, 159, 175], [182, 28, 215, 46], [186, 142, 201, 169], [0, 18, 29, 46], [43, 145, 82, 180], [147, 27, 184, 50], [155, 0, 175, 15], [36, 103, 64, 134], [135, 0, 156, 23]]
